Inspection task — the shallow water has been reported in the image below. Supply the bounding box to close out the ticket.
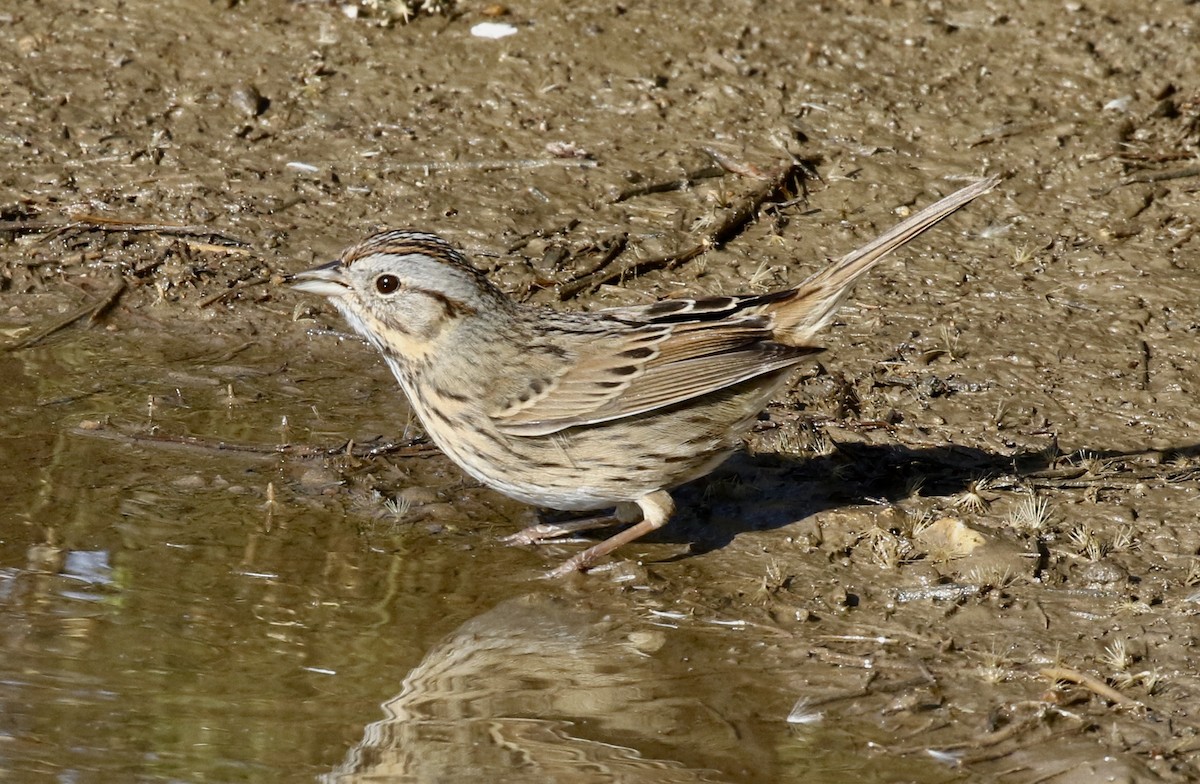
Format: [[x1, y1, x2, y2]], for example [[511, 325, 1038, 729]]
[[0, 331, 966, 782], [5, 0, 1200, 780]]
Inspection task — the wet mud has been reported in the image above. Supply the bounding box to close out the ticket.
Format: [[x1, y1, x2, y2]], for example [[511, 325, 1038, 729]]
[[3, 0, 1200, 781]]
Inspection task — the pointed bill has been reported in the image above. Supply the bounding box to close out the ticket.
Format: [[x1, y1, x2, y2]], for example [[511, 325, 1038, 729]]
[[291, 260, 349, 298]]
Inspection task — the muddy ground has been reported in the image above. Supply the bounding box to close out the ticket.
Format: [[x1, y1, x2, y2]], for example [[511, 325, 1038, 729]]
[[3, 0, 1200, 781]]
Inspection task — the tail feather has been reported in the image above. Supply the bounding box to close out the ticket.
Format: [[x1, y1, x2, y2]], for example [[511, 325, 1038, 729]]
[[771, 174, 1001, 345]]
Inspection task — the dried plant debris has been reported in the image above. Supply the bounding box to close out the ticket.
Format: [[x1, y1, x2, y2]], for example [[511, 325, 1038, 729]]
[[295, 0, 455, 23]]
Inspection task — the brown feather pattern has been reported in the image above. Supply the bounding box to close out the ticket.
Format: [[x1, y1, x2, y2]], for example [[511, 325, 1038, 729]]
[[292, 175, 1001, 575]]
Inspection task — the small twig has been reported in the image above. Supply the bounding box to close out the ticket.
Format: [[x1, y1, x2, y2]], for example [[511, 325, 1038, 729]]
[[566, 163, 803, 296], [69, 422, 441, 459], [7, 279, 126, 351], [38, 387, 105, 407], [608, 164, 726, 203], [355, 439, 441, 458], [1139, 339, 1151, 391], [1038, 666, 1142, 707], [198, 275, 272, 308], [505, 219, 582, 253], [1093, 165, 1200, 196], [0, 215, 248, 246], [805, 673, 953, 709], [960, 725, 1088, 768], [557, 234, 629, 300], [890, 712, 1042, 755], [71, 425, 290, 457], [382, 157, 599, 174], [698, 146, 771, 178], [195, 340, 256, 364], [1122, 165, 1200, 186], [183, 240, 254, 256]]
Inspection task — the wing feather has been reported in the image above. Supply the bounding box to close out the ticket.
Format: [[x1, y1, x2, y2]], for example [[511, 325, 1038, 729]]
[[486, 175, 1000, 437], [490, 310, 816, 437]]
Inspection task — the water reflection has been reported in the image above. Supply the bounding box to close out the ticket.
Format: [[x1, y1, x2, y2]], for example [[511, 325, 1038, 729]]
[[0, 330, 478, 781], [326, 595, 731, 783], [0, 331, 959, 783]]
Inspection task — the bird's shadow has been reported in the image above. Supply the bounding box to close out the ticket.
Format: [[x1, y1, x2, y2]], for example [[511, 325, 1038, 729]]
[[602, 437, 1200, 559]]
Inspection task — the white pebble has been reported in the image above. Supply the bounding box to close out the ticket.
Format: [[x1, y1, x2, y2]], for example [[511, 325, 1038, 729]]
[[471, 22, 518, 39]]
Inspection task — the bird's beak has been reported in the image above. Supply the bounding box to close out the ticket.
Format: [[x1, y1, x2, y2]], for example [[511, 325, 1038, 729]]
[[289, 260, 348, 298]]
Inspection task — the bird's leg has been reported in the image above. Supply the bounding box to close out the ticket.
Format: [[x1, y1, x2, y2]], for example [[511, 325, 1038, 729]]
[[542, 490, 676, 578], [502, 503, 641, 546], [501, 510, 623, 546]]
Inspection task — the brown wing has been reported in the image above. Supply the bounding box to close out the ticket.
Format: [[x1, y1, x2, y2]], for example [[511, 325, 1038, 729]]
[[489, 175, 1000, 437], [490, 306, 816, 437]]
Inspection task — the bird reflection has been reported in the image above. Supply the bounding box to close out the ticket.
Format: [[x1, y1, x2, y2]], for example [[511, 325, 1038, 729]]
[[324, 594, 753, 783]]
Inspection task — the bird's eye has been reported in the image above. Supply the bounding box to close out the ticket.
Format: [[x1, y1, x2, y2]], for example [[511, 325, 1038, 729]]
[[375, 274, 401, 294]]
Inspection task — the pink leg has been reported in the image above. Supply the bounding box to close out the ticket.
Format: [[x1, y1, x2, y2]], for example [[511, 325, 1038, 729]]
[[543, 490, 676, 578]]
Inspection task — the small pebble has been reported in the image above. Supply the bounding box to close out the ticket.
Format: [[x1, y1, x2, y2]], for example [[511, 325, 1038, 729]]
[[420, 502, 459, 521], [299, 467, 342, 492], [397, 486, 438, 505], [1077, 560, 1128, 586], [230, 83, 268, 117], [470, 21, 518, 38]]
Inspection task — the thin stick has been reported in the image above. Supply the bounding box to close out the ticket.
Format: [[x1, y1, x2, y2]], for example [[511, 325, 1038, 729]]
[[198, 275, 272, 308], [556, 234, 629, 300], [566, 163, 802, 296], [382, 157, 599, 174], [1122, 166, 1200, 186], [1092, 165, 1200, 196], [698, 146, 771, 179], [889, 712, 1041, 755], [184, 240, 253, 256], [1038, 666, 1142, 707], [0, 215, 248, 246], [69, 422, 441, 459], [7, 279, 126, 351], [608, 164, 726, 203]]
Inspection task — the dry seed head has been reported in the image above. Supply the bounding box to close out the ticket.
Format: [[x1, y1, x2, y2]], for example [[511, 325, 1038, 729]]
[[1137, 670, 1166, 695], [863, 527, 909, 568], [938, 324, 961, 361], [1116, 597, 1152, 615], [908, 508, 938, 539], [964, 564, 1017, 590], [1101, 639, 1130, 672], [1011, 242, 1036, 266], [954, 478, 992, 513], [747, 259, 784, 291], [1110, 526, 1137, 553], [1185, 559, 1200, 587], [383, 495, 413, 522], [974, 645, 1014, 684], [786, 697, 825, 726], [1068, 524, 1106, 561], [992, 398, 1011, 429], [904, 474, 926, 499], [1007, 493, 1053, 531]]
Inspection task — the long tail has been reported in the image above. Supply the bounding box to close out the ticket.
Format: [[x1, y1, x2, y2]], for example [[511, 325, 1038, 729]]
[[771, 173, 1001, 345]]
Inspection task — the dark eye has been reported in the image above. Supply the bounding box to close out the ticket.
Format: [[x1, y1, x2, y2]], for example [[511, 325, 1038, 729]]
[[375, 274, 401, 294]]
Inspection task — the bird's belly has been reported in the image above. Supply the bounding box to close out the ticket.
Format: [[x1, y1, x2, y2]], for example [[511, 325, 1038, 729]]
[[403, 368, 790, 513], [455, 446, 736, 512], [424, 407, 753, 511]]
